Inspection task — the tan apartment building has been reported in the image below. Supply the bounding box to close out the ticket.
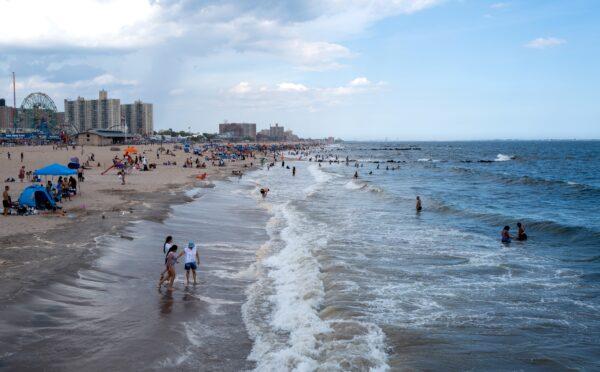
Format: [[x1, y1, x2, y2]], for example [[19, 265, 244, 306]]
[[121, 100, 153, 135], [65, 90, 121, 133]]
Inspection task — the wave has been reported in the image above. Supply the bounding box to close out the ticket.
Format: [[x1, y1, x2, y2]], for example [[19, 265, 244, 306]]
[[344, 180, 384, 193], [242, 202, 389, 371], [449, 166, 600, 194], [428, 200, 600, 243], [495, 153, 515, 162]]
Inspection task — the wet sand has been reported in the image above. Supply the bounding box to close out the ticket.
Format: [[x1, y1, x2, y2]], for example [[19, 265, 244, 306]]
[[0, 143, 256, 303], [0, 177, 269, 371]]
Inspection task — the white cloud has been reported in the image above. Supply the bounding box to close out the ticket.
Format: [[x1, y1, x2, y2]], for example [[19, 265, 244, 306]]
[[349, 77, 371, 86], [230, 81, 252, 94], [525, 37, 566, 49], [224, 77, 385, 110], [0, 0, 182, 49], [277, 82, 309, 92], [490, 2, 510, 9]]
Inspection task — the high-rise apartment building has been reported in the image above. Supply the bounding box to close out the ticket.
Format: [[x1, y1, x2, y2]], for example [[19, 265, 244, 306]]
[[219, 123, 257, 140], [269, 123, 285, 140], [0, 98, 17, 130], [121, 101, 153, 135], [64, 90, 121, 132]]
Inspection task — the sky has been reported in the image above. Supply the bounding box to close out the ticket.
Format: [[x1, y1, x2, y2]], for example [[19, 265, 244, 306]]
[[0, 0, 599, 140]]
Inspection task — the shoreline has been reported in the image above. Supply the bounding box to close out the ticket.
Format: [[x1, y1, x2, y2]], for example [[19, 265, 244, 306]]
[[0, 143, 263, 303]]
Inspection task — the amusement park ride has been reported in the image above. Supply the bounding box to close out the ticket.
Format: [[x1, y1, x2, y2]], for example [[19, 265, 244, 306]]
[[9, 92, 77, 141]]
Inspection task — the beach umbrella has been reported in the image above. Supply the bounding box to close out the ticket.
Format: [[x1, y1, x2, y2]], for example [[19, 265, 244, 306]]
[[34, 163, 77, 176], [124, 146, 139, 156]]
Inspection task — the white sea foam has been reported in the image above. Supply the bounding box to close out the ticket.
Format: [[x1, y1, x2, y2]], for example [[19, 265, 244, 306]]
[[494, 153, 513, 161], [246, 203, 330, 370], [243, 197, 390, 371], [344, 180, 363, 190]]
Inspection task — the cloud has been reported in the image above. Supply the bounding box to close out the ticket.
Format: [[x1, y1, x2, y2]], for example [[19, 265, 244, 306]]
[[349, 77, 371, 86], [490, 2, 510, 9], [525, 37, 566, 49], [277, 82, 309, 92], [224, 77, 385, 110], [230, 81, 252, 94], [0, 0, 183, 50]]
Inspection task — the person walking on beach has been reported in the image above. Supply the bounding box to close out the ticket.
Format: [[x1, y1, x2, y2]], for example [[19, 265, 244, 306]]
[[7, 152, 10, 160], [501, 226, 513, 243], [416, 196, 422, 212], [516, 222, 527, 241], [3, 186, 10, 216], [18, 166, 25, 182], [159, 245, 184, 290], [20, 152, 23, 162], [184, 241, 200, 286]]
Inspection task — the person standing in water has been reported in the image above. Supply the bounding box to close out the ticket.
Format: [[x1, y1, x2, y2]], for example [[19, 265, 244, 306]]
[[516, 222, 527, 241], [354, 171, 358, 179], [416, 196, 422, 212], [158, 245, 184, 290], [292, 166, 296, 176], [159, 236, 174, 285], [184, 241, 200, 285], [501, 226, 513, 243]]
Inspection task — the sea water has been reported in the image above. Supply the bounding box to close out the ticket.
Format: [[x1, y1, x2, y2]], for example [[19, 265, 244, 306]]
[[241, 141, 599, 370]]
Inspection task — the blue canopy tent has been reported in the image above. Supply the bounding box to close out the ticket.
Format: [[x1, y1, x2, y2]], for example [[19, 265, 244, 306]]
[[33, 163, 77, 176], [33, 163, 80, 197], [18, 185, 56, 210]]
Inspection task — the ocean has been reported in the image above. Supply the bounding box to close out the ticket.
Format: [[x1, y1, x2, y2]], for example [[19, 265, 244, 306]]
[[1, 141, 598, 371]]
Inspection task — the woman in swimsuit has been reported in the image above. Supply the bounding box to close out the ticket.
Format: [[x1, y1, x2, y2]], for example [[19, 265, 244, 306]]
[[501, 226, 513, 243], [516, 222, 527, 241], [158, 245, 184, 290]]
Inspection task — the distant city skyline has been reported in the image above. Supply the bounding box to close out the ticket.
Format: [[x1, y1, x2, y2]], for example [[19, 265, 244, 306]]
[[1, 0, 599, 140]]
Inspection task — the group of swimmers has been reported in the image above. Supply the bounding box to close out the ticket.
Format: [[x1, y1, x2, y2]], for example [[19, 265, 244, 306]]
[[501, 223, 527, 243], [158, 235, 200, 290]]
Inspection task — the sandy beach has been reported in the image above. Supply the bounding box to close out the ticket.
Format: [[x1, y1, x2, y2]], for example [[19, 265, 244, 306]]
[[0, 143, 258, 301]]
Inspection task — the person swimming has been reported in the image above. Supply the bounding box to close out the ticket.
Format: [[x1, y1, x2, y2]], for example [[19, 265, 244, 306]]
[[260, 188, 269, 198], [516, 222, 527, 241], [501, 226, 513, 243]]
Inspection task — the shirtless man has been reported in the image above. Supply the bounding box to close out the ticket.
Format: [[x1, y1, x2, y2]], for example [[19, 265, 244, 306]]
[[3, 186, 11, 216], [416, 196, 422, 212]]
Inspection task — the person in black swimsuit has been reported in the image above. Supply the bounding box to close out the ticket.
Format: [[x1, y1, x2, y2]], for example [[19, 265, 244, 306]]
[[516, 222, 527, 241]]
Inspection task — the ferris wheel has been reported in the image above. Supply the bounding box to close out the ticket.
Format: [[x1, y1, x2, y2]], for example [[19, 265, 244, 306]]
[[19, 92, 59, 134]]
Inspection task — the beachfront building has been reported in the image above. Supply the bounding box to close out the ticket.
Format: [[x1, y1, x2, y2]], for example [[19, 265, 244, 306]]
[[218, 123, 257, 140], [65, 90, 121, 133], [0, 98, 17, 130], [121, 101, 153, 136], [269, 123, 285, 140], [76, 129, 129, 146]]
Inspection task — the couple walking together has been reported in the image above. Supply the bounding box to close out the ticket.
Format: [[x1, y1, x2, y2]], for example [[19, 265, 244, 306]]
[[158, 236, 200, 290]]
